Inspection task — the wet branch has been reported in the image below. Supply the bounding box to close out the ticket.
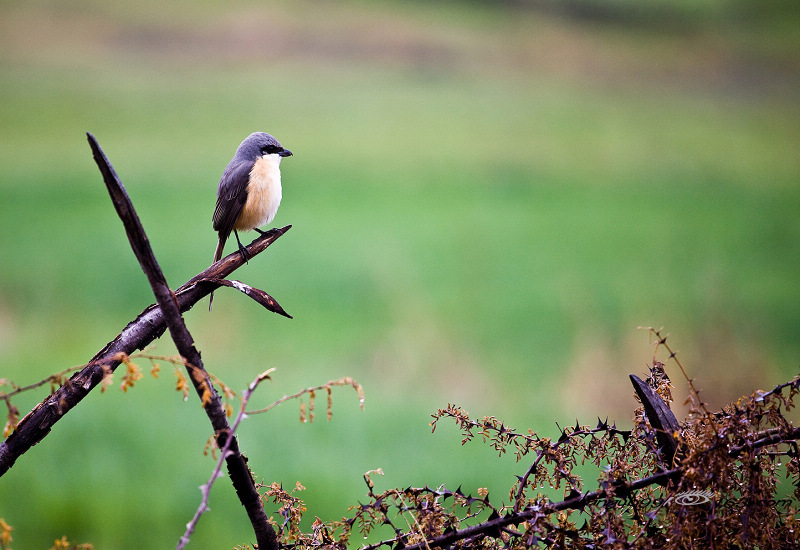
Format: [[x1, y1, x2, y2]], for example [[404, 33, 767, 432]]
[[86, 133, 279, 550], [0, 134, 289, 550], [0, 221, 290, 479]]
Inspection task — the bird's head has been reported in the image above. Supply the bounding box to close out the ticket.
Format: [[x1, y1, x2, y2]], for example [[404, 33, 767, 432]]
[[238, 132, 292, 160]]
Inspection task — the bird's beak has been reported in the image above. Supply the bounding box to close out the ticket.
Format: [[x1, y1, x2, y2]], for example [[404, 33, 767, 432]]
[[279, 149, 293, 157]]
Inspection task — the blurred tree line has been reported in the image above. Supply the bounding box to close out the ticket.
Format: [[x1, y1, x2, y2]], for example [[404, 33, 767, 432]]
[[484, 0, 800, 28]]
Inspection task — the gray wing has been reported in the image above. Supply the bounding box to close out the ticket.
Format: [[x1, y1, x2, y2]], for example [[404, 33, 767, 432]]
[[212, 158, 254, 239]]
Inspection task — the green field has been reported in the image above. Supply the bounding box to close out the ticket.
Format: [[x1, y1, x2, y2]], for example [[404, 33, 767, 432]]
[[1, 1, 799, 548]]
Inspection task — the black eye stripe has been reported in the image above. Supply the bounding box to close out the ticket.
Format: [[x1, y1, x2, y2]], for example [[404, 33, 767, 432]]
[[261, 144, 281, 155]]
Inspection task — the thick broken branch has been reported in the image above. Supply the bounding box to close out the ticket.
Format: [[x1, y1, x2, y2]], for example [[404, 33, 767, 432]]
[[0, 135, 290, 550], [87, 132, 278, 550], [630, 374, 681, 466]]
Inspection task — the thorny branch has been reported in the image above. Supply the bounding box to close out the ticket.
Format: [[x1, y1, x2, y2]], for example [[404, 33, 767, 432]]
[[270, 354, 800, 550]]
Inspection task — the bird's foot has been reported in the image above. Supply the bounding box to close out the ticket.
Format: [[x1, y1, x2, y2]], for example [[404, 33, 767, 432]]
[[234, 230, 250, 263], [253, 227, 280, 237], [237, 242, 250, 263]]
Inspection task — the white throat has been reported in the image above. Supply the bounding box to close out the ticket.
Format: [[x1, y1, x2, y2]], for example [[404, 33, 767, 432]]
[[236, 154, 283, 231]]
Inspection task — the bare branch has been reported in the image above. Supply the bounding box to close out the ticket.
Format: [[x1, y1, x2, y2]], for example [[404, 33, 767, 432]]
[[0, 365, 85, 401], [86, 133, 278, 550], [178, 369, 274, 550], [246, 377, 365, 416]]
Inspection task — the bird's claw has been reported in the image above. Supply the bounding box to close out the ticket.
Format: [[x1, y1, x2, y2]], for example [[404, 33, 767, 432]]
[[237, 243, 250, 263]]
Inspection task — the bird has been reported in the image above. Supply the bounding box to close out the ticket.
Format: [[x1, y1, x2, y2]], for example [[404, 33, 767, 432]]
[[210, 132, 292, 308]]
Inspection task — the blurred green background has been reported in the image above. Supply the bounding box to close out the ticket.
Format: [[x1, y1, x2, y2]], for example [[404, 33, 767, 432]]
[[1, 0, 799, 547]]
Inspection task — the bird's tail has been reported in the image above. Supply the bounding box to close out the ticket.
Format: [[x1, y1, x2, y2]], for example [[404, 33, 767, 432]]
[[213, 236, 227, 265], [209, 236, 227, 311]]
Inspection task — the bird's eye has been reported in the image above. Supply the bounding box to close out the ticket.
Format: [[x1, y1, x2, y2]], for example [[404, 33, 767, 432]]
[[261, 145, 279, 155]]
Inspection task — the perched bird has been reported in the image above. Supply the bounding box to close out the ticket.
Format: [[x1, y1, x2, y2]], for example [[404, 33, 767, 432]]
[[210, 132, 292, 308]]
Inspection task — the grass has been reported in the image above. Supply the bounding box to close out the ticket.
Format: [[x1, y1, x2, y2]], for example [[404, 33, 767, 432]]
[[0, 1, 799, 548]]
